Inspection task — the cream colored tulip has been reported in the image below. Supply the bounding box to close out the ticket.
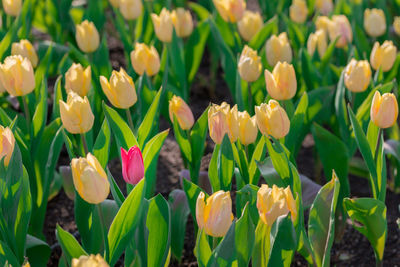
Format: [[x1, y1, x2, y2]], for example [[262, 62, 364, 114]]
[[0, 126, 15, 166], [315, 16, 331, 33], [208, 102, 239, 144], [255, 100, 290, 139], [394, 17, 400, 36], [151, 8, 173, 43], [65, 63, 92, 97], [289, 0, 308, 24], [169, 95, 195, 130], [2, 0, 21, 16], [119, 0, 143, 20], [0, 55, 35, 96], [109, 0, 119, 8], [328, 15, 352, 48], [75, 20, 100, 53], [370, 41, 397, 72], [344, 59, 371, 93], [238, 111, 258, 145], [130, 43, 160, 76], [237, 11, 263, 42], [11, 40, 39, 68], [364, 8, 386, 37], [265, 33, 292, 66], [315, 0, 333, 15], [371, 91, 398, 129], [238, 45, 262, 82], [59, 92, 94, 134], [171, 8, 193, 38], [213, 0, 246, 23], [72, 254, 109, 267], [307, 30, 327, 58], [264, 61, 297, 100]]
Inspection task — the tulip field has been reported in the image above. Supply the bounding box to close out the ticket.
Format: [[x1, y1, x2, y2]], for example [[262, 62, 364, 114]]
[[2, 0, 400, 266]]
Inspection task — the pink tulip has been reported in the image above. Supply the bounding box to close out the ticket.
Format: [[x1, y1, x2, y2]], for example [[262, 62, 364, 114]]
[[121, 146, 145, 185]]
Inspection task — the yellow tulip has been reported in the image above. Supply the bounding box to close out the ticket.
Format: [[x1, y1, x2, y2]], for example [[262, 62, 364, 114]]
[[119, 0, 143, 20], [328, 15, 352, 48], [257, 184, 297, 226], [2, 0, 21, 16], [364, 8, 386, 37], [130, 43, 160, 76], [315, 16, 331, 33], [11, 39, 39, 68], [0, 55, 35, 97], [394, 17, 400, 36], [196, 191, 233, 237], [75, 20, 100, 53], [315, 0, 333, 15], [151, 8, 173, 43], [213, 0, 246, 23], [344, 59, 371, 93], [109, 0, 119, 8], [171, 8, 194, 38], [65, 63, 92, 97], [264, 61, 297, 100], [307, 30, 327, 58], [0, 126, 15, 166], [237, 11, 263, 42], [370, 91, 398, 129], [289, 0, 308, 24], [238, 111, 258, 145], [370, 41, 397, 72], [100, 68, 137, 109], [169, 95, 195, 130], [238, 45, 262, 82], [59, 92, 94, 134], [72, 254, 109, 267], [255, 100, 290, 139], [208, 102, 239, 144], [265, 33, 292, 67]]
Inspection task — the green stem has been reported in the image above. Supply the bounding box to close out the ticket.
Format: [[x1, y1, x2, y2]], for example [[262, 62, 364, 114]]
[[97, 204, 109, 259], [80, 133, 89, 156], [248, 82, 253, 115], [126, 108, 135, 133], [212, 237, 219, 250], [229, 23, 240, 54], [374, 128, 383, 161], [22, 96, 31, 134]]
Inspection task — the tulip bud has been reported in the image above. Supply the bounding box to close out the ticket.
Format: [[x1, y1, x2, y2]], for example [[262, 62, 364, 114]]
[[0, 126, 15, 166], [11, 40, 39, 68], [109, 0, 119, 8], [364, 8, 386, 37], [151, 8, 173, 43], [65, 63, 92, 97], [0, 55, 35, 97], [2, 0, 21, 16], [130, 43, 161, 76], [307, 30, 327, 58], [237, 11, 263, 42], [213, 0, 246, 23], [370, 91, 398, 129], [238, 111, 258, 145], [238, 45, 262, 82], [121, 146, 144, 185], [72, 254, 109, 267], [169, 95, 195, 130], [196, 191, 233, 237], [344, 59, 371, 93], [100, 68, 137, 109], [255, 100, 290, 139], [289, 0, 308, 24], [265, 33, 292, 67], [208, 102, 239, 144], [75, 20, 100, 53], [328, 15, 352, 48], [257, 184, 297, 226], [315, 16, 331, 33], [71, 153, 110, 204], [264, 62, 297, 100], [119, 0, 143, 20], [59, 92, 94, 134], [315, 0, 333, 16], [171, 8, 193, 38], [370, 41, 397, 72], [394, 17, 400, 36]]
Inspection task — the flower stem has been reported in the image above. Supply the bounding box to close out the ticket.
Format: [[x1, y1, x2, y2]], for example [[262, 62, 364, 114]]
[[97, 204, 109, 259], [22, 96, 31, 134], [374, 128, 383, 161], [80, 133, 89, 156], [126, 108, 135, 133], [248, 82, 253, 115]]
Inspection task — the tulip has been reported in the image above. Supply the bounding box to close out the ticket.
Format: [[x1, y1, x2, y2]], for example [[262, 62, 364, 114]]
[[171, 8, 194, 38], [257, 184, 297, 226], [130, 43, 161, 76], [109, 0, 119, 8], [255, 100, 290, 139], [75, 20, 100, 53], [237, 11, 263, 42], [364, 8, 386, 37], [307, 30, 327, 58], [0, 126, 15, 166], [151, 8, 173, 43], [265, 33, 292, 67], [11, 39, 39, 68], [0, 55, 35, 97], [169, 95, 195, 130], [264, 62, 297, 100], [65, 63, 92, 97], [2, 0, 21, 16], [213, 0, 246, 23], [315, 0, 333, 15], [370, 41, 397, 72], [121, 146, 144, 185], [238, 45, 262, 82], [59, 92, 94, 134], [394, 17, 400, 36], [328, 15, 352, 48], [315, 16, 331, 33], [100, 68, 137, 109], [370, 91, 398, 129], [289, 0, 308, 24], [119, 0, 143, 20], [238, 111, 258, 145], [72, 254, 109, 267], [208, 102, 239, 144], [196, 191, 233, 237], [71, 153, 110, 204], [344, 59, 371, 93]]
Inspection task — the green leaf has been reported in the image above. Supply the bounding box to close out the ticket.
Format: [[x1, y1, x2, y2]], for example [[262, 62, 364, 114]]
[[218, 135, 234, 191], [31, 78, 48, 144], [334, 70, 350, 143], [188, 2, 210, 21], [56, 224, 87, 263], [248, 16, 278, 51], [235, 204, 255, 266], [93, 119, 111, 168], [173, 115, 192, 163], [182, 178, 205, 224], [249, 137, 266, 185], [285, 93, 308, 153], [52, 75, 63, 121], [209, 221, 237, 266], [236, 184, 259, 225], [25, 234, 51, 266], [107, 169, 125, 207], [194, 230, 212, 267], [0, 241, 19, 267]]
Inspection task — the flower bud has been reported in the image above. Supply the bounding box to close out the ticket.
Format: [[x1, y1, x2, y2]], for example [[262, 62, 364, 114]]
[[238, 45, 262, 82], [370, 41, 397, 72], [60, 92, 94, 134], [208, 102, 239, 144], [169, 95, 195, 130], [196, 191, 233, 237], [394, 17, 400, 36], [151, 8, 173, 43], [370, 91, 398, 129], [264, 62, 297, 100], [121, 146, 144, 185], [2, 0, 21, 16], [0, 55, 35, 96], [0, 126, 15, 166], [289, 0, 308, 24], [171, 8, 193, 38], [130, 43, 161, 76], [257, 184, 297, 226], [75, 20, 100, 53], [71, 154, 110, 204], [315, 16, 331, 32], [364, 8, 386, 37], [119, 0, 143, 20], [100, 68, 137, 109], [238, 111, 258, 145], [315, 0, 333, 15], [237, 11, 263, 42], [213, 0, 246, 23], [265, 33, 292, 67], [11, 39, 39, 68], [72, 254, 109, 267], [344, 59, 371, 93], [307, 30, 327, 58], [65, 63, 91, 97], [328, 15, 352, 48], [255, 100, 290, 139]]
